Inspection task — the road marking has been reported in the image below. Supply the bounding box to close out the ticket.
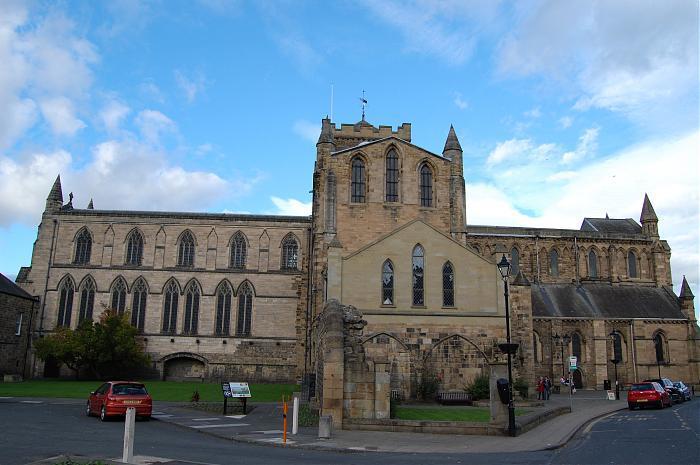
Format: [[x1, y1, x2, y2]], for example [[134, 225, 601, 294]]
[[152, 414, 174, 418], [192, 418, 221, 421], [648, 428, 688, 431], [252, 430, 284, 434], [260, 438, 296, 444], [226, 415, 246, 419], [0, 396, 14, 399], [191, 423, 250, 429], [20, 400, 43, 404]]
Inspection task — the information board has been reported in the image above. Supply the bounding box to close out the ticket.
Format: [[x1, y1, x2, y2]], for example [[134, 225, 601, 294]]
[[228, 382, 252, 398], [607, 390, 616, 401], [569, 356, 578, 371], [221, 382, 233, 398]]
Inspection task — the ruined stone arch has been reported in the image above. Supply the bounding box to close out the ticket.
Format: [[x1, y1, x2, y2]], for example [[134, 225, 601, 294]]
[[423, 334, 492, 391]]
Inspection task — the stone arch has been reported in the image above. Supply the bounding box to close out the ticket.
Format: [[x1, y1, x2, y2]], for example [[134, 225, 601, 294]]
[[160, 352, 209, 381], [361, 332, 413, 399], [423, 334, 491, 391]]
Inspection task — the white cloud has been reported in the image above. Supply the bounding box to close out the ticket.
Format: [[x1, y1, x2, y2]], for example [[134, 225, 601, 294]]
[[175, 70, 207, 103], [39, 97, 86, 136], [270, 197, 311, 216], [487, 138, 532, 165], [559, 116, 573, 129], [453, 92, 468, 110], [524, 106, 541, 118], [99, 99, 130, 133], [293, 120, 320, 144], [135, 110, 176, 144], [496, 1, 698, 126], [546, 171, 577, 182], [195, 143, 214, 156], [561, 127, 598, 165]]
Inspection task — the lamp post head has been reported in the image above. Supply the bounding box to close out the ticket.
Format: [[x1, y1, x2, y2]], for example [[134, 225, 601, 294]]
[[497, 254, 511, 279]]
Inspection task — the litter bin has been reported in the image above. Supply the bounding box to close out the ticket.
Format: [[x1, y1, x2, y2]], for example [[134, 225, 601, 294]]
[[604, 379, 611, 390]]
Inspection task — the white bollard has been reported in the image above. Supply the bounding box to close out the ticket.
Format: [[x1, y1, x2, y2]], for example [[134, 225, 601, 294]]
[[122, 407, 136, 463], [292, 396, 299, 435]]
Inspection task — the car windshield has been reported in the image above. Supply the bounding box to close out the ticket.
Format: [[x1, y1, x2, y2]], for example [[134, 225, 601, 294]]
[[112, 384, 148, 395], [673, 382, 684, 388], [630, 383, 654, 391]]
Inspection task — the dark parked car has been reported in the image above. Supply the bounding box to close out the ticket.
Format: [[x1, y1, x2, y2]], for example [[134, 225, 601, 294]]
[[87, 381, 152, 421], [628, 382, 672, 409], [673, 381, 692, 401], [643, 378, 682, 403]]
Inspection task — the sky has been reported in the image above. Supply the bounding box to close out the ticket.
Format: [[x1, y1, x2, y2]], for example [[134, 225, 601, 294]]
[[0, 0, 698, 312]]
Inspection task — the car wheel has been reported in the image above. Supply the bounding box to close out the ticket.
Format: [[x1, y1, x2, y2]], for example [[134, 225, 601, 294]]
[[628, 403, 635, 410], [86, 402, 92, 417], [100, 405, 108, 422]]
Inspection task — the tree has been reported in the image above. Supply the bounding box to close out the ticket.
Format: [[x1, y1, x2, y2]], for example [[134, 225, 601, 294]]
[[35, 309, 149, 379]]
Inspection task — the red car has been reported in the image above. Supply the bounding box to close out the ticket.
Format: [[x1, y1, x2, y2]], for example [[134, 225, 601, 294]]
[[627, 381, 672, 410], [86, 381, 152, 421]]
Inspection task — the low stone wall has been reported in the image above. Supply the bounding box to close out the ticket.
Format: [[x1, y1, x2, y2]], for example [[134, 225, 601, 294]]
[[343, 418, 507, 436]]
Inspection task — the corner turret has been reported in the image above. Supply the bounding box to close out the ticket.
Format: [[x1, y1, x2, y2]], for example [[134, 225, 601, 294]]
[[443, 126, 466, 242], [640, 193, 659, 239], [679, 276, 696, 323], [45, 175, 63, 213]]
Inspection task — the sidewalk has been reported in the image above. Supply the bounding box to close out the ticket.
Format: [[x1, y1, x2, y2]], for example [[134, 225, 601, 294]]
[[153, 390, 627, 454]]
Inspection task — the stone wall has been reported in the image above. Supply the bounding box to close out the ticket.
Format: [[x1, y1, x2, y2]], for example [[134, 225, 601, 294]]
[[0, 293, 34, 377]]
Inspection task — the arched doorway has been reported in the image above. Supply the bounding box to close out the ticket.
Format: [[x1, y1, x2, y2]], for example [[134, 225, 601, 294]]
[[361, 332, 413, 400], [572, 369, 583, 389], [161, 353, 208, 381]]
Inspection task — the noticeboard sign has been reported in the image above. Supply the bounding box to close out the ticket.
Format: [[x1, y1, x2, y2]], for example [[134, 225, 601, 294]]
[[221, 383, 233, 398], [607, 390, 616, 401], [569, 356, 578, 371], [229, 382, 252, 398]]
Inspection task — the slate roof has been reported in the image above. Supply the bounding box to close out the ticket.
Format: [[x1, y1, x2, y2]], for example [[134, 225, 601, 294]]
[[532, 283, 685, 319], [580, 218, 642, 235], [0, 273, 34, 300]]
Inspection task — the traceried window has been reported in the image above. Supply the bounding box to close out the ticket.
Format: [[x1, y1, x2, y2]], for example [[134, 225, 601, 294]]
[[381, 260, 394, 305], [572, 332, 582, 359], [57, 277, 74, 327], [111, 278, 127, 314], [386, 149, 399, 202], [74, 228, 92, 264], [628, 250, 638, 278], [611, 332, 623, 362], [419, 164, 433, 207], [511, 247, 520, 275], [549, 249, 559, 277], [588, 250, 598, 278], [442, 262, 455, 307], [131, 278, 147, 332], [125, 229, 144, 266], [182, 282, 200, 335], [236, 282, 253, 337], [281, 235, 299, 270], [162, 280, 179, 334], [653, 332, 665, 363], [351, 157, 366, 203], [412, 244, 425, 306], [216, 282, 233, 336], [78, 277, 96, 324], [230, 232, 247, 269], [177, 231, 195, 267]]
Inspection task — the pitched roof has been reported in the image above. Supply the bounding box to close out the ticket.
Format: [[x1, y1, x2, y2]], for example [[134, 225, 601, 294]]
[[680, 276, 694, 299], [640, 193, 658, 222], [47, 175, 63, 203], [532, 283, 685, 319], [580, 218, 642, 235], [0, 273, 34, 300], [443, 125, 462, 152]]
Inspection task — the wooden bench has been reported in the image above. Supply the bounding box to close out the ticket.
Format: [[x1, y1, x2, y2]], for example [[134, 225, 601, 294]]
[[436, 391, 473, 405]]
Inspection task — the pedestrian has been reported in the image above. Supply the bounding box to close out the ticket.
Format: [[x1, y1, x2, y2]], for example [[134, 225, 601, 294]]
[[544, 376, 552, 400], [537, 377, 544, 400]]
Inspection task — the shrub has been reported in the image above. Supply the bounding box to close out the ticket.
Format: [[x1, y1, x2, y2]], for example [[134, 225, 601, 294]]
[[416, 372, 440, 401], [190, 390, 200, 402], [514, 378, 529, 399], [466, 374, 490, 400], [298, 403, 319, 427]]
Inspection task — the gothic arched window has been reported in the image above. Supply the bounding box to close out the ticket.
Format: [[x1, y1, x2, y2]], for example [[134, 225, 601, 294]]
[[162, 280, 179, 334], [281, 235, 299, 270], [351, 157, 366, 203], [78, 277, 96, 324], [230, 232, 247, 269], [236, 282, 253, 337], [111, 278, 127, 314], [628, 250, 638, 278], [412, 244, 425, 306], [653, 332, 665, 363], [177, 231, 195, 267], [183, 282, 200, 335], [382, 260, 394, 305], [131, 278, 147, 332], [74, 228, 92, 264], [386, 149, 399, 202], [57, 277, 74, 327], [588, 250, 598, 278], [550, 249, 559, 277], [419, 164, 433, 207], [533, 331, 542, 363], [442, 261, 455, 307], [511, 247, 520, 275], [572, 332, 582, 359], [125, 229, 144, 266], [611, 331, 623, 362], [216, 282, 233, 336]]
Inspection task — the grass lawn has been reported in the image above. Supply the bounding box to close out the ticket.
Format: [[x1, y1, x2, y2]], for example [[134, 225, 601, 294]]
[[0, 380, 296, 402], [394, 406, 529, 422]]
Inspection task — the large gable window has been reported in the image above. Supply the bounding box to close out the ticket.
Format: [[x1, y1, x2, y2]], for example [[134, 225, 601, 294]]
[[386, 149, 399, 202], [57, 277, 74, 327], [125, 229, 144, 266], [162, 280, 179, 334], [628, 250, 638, 278], [131, 278, 147, 332], [183, 282, 200, 335], [351, 157, 366, 203], [419, 164, 433, 207], [382, 260, 394, 305], [78, 277, 96, 324], [216, 282, 233, 336], [653, 332, 666, 363], [412, 244, 425, 306], [442, 261, 455, 307], [588, 250, 598, 278], [236, 282, 253, 337], [74, 229, 92, 264], [230, 232, 247, 269], [549, 249, 559, 277], [177, 231, 195, 267]]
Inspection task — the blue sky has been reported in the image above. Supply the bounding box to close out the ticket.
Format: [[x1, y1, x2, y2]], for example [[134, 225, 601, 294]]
[[1, 0, 698, 307]]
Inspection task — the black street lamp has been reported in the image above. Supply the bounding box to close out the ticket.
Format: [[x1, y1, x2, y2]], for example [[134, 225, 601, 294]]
[[497, 254, 518, 437], [551, 333, 571, 379], [609, 331, 621, 400]]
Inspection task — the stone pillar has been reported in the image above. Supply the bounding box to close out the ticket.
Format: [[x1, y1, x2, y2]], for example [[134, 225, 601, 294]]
[[489, 362, 508, 426], [374, 361, 390, 419], [326, 240, 343, 301]]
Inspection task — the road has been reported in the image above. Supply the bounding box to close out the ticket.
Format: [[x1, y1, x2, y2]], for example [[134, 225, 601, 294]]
[[1, 398, 697, 465]]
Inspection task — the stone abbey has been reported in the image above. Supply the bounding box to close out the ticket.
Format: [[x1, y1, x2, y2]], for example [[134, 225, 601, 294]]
[[16, 117, 699, 396]]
